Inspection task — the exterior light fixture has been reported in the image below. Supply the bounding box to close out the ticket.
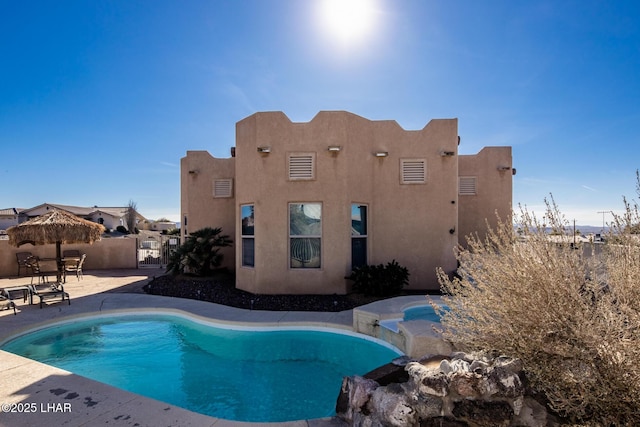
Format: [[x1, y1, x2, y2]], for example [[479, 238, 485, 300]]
[[188, 170, 199, 174], [257, 146, 271, 154], [374, 151, 388, 157], [497, 166, 512, 171], [440, 151, 455, 157], [327, 146, 341, 153]]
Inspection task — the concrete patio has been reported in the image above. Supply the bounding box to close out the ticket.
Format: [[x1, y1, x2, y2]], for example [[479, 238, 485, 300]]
[[0, 269, 353, 427]]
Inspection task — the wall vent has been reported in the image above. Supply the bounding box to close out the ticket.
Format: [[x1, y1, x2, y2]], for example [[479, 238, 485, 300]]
[[288, 153, 315, 180], [459, 176, 477, 195], [213, 179, 233, 198], [400, 159, 426, 184]]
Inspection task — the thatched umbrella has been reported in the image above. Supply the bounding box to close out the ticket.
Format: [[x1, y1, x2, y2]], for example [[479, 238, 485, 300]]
[[7, 209, 105, 282]]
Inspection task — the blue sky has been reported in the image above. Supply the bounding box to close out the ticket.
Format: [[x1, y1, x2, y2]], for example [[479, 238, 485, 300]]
[[1, 1, 639, 226]]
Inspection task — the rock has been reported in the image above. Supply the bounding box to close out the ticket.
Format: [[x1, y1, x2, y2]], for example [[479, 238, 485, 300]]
[[512, 397, 553, 427], [487, 366, 524, 398], [336, 376, 379, 423], [469, 360, 489, 375], [369, 383, 418, 427], [392, 355, 415, 366], [452, 400, 513, 427], [364, 362, 410, 386], [337, 352, 551, 427], [406, 362, 449, 397], [449, 372, 495, 399]]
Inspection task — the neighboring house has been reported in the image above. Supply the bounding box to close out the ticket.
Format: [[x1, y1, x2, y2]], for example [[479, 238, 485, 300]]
[[138, 219, 179, 232], [181, 111, 514, 294], [0, 208, 21, 231], [15, 203, 147, 232]]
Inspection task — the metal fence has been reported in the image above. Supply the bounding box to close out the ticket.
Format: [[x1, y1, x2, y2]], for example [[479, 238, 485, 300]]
[[138, 235, 181, 268]]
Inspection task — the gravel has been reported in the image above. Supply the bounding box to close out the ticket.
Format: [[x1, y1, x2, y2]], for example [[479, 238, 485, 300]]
[[142, 271, 391, 312]]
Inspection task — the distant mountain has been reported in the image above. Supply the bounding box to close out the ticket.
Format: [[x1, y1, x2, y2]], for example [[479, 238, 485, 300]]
[[514, 225, 609, 235]]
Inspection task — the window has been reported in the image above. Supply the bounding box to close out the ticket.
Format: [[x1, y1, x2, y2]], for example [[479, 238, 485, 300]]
[[400, 159, 426, 184], [288, 153, 315, 180], [351, 204, 367, 269], [241, 205, 255, 267], [459, 176, 477, 195], [213, 179, 233, 198], [289, 203, 321, 268]]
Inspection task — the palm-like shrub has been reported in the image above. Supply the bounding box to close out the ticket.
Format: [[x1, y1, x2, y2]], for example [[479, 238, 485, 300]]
[[166, 227, 232, 276], [347, 259, 409, 296], [437, 195, 640, 425]]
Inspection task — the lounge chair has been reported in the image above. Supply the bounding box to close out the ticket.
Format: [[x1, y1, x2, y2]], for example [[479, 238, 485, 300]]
[[30, 282, 70, 309], [63, 254, 86, 283], [16, 252, 33, 276], [0, 292, 17, 315]]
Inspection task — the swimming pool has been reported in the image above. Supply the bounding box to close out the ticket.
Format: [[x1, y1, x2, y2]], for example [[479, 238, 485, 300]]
[[378, 303, 447, 334], [403, 304, 447, 322], [1, 312, 401, 422]]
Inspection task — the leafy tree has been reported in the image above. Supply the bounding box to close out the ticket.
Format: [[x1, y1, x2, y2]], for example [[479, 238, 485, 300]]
[[166, 227, 232, 276]]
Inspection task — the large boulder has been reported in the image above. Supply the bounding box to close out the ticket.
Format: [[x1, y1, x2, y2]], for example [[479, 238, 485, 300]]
[[336, 352, 555, 427]]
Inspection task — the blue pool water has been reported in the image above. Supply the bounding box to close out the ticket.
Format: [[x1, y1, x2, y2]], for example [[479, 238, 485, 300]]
[[1, 313, 401, 422], [403, 304, 447, 322]]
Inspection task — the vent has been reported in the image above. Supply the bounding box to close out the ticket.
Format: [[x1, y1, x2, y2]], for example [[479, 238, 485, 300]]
[[213, 179, 233, 198], [401, 159, 426, 184], [288, 154, 315, 180], [459, 177, 477, 195]]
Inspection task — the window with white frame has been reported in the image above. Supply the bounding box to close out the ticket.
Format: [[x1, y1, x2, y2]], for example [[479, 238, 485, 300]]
[[240, 205, 255, 267], [289, 203, 321, 268], [351, 204, 367, 269], [288, 153, 315, 180], [400, 159, 426, 184], [459, 176, 477, 195]]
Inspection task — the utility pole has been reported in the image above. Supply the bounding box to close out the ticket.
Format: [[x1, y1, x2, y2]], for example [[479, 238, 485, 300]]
[[597, 211, 611, 232]]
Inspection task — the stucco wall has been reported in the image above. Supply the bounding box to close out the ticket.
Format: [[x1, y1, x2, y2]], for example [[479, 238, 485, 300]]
[[181, 151, 236, 271], [233, 112, 459, 294], [180, 111, 512, 295], [0, 238, 138, 277], [458, 147, 513, 246]]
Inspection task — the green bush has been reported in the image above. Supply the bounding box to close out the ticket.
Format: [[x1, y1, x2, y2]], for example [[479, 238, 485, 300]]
[[347, 259, 409, 297], [166, 227, 232, 276], [437, 194, 640, 425]]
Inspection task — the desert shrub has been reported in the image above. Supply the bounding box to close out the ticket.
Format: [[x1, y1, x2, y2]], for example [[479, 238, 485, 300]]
[[347, 259, 409, 296], [437, 195, 640, 426], [116, 225, 128, 234], [166, 227, 232, 276]]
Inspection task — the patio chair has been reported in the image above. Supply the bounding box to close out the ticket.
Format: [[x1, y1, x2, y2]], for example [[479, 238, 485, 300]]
[[0, 292, 17, 315], [62, 249, 81, 258], [26, 256, 58, 285], [63, 254, 86, 283], [16, 252, 34, 276], [30, 282, 70, 309]]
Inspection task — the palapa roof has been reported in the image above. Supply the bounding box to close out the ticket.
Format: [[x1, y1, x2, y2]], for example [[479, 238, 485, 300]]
[[7, 209, 105, 247]]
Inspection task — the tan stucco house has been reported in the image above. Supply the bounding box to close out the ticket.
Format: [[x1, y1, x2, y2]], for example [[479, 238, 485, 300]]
[[181, 111, 513, 294]]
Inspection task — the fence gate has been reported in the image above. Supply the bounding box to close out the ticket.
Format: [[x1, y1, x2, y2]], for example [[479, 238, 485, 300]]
[[138, 235, 181, 268]]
